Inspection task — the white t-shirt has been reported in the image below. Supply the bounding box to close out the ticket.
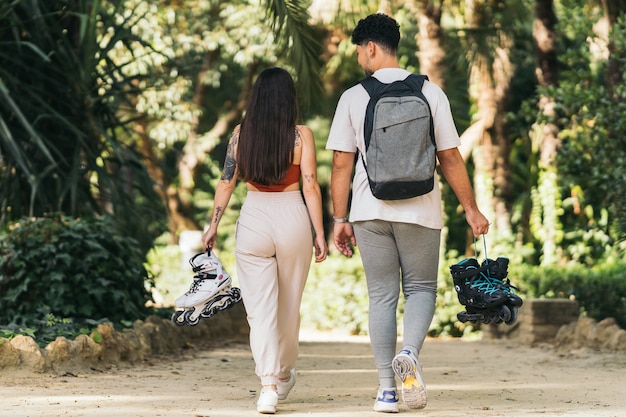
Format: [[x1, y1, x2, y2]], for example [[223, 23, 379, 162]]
[[325, 68, 461, 229]]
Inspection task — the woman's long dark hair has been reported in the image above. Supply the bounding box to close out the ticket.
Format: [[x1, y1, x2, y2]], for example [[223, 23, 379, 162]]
[[237, 67, 298, 185]]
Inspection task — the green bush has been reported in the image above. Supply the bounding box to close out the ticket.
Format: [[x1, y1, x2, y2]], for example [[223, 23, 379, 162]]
[[514, 259, 626, 329], [301, 253, 370, 335], [301, 251, 472, 338], [0, 215, 154, 328], [0, 312, 109, 347]]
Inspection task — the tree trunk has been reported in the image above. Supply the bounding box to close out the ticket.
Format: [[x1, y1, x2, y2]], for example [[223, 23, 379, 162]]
[[530, 0, 561, 265], [602, 0, 626, 96], [406, 0, 449, 259], [600, 0, 626, 238], [463, 0, 515, 254], [406, 0, 446, 88], [168, 59, 260, 242]]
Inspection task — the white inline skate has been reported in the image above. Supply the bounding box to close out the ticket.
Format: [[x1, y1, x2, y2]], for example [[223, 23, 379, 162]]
[[171, 250, 242, 326]]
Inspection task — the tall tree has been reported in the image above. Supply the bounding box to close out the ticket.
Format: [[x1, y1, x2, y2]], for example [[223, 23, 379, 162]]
[[115, 0, 325, 242], [598, 0, 626, 240], [530, 0, 561, 264], [0, 0, 160, 250], [406, 0, 446, 88], [460, 0, 517, 252]]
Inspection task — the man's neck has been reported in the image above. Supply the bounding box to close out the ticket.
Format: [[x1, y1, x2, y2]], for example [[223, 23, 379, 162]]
[[373, 56, 400, 72]]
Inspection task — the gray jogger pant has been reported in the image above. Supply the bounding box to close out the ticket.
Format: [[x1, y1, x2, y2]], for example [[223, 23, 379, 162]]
[[353, 220, 440, 388]]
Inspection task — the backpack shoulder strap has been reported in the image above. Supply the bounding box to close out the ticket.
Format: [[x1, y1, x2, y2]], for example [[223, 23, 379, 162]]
[[359, 76, 384, 97], [405, 74, 437, 150], [403, 73, 428, 92]]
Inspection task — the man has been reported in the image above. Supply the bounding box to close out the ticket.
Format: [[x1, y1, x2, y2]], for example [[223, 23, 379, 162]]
[[326, 13, 490, 413]]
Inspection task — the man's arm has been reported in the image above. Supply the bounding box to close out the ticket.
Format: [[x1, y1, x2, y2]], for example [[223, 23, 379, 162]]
[[437, 147, 490, 237], [330, 150, 357, 256]]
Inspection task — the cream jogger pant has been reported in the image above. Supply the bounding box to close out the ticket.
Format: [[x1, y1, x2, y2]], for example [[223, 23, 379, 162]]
[[235, 191, 313, 385]]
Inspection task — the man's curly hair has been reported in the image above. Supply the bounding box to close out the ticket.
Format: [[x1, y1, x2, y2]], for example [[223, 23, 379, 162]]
[[350, 13, 400, 54]]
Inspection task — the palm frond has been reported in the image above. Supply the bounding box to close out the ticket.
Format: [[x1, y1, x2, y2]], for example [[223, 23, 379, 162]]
[[264, 0, 324, 111]]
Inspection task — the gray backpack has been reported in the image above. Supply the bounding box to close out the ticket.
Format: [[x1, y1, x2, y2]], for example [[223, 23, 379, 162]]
[[359, 74, 436, 200]]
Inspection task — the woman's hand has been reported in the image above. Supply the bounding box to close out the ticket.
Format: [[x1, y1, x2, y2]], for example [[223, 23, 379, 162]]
[[314, 233, 328, 263]]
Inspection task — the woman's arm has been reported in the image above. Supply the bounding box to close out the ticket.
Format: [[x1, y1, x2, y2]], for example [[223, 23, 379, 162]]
[[202, 127, 240, 249], [298, 126, 328, 262]]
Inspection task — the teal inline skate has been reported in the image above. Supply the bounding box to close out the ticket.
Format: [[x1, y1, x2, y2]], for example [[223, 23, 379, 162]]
[[450, 257, 522, 325]]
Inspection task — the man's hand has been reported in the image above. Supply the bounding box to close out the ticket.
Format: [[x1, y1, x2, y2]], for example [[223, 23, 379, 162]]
[[466, 210, 490, 237], [333, 223, 357, 257]]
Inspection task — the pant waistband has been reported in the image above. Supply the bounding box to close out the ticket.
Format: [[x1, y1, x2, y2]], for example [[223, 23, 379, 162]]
[[244, 190, 304, 206]]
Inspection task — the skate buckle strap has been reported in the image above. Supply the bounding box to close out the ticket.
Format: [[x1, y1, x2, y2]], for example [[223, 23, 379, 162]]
[[451, 262, 490, 279], [189, 251, 219, 274]]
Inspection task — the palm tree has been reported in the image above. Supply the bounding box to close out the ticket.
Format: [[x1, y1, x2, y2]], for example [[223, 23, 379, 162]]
[[0, 0, 160, 250], [530, 0, 561, 264], [406, 0, 447, 88], [456, 0, 522, 251], [0, 0, 325, 246]]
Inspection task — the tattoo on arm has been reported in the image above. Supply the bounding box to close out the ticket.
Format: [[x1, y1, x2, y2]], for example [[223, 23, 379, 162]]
[[303, 174, 314, 183], [213, 206, 223, 224], [295, 129, 301, 147], [221, 135, 237, 181]]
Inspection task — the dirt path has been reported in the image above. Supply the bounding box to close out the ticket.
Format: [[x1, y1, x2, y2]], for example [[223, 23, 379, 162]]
[[1, 331, 625, 417]]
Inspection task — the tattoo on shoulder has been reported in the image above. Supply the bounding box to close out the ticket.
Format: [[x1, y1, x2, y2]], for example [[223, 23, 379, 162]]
[[295, 128, 301, 147]]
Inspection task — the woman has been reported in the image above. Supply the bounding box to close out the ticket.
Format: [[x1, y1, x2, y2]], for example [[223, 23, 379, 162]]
[[202, 67, 328, 414]]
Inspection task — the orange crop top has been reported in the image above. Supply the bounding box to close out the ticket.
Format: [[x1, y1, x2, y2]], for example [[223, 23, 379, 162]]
[[248, 164, 301, 192]]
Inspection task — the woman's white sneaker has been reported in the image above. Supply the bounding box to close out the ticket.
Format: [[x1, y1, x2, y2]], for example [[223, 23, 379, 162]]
[[277, 369, 296, 401], [256, 389, 278, 414]]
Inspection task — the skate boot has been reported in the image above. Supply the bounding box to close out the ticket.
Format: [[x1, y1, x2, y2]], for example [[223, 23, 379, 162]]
[[171, 251, 242, 326], [481, 257, 523, 324], [450, 258, 511, 325]]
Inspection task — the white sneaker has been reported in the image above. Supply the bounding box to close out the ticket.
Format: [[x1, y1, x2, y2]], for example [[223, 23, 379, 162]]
[[256, 389, 278, 414], [392, 349, 427, 409], [277, 369, 296, 401], [373, 388, 399, 413]]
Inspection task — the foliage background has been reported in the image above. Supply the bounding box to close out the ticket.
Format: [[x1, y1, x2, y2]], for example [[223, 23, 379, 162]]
[[1, 0, 625, 342]]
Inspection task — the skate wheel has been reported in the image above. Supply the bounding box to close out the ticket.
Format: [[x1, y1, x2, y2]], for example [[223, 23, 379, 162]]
[[456, 312, 469, 323], [171, 310, 186, 326], [200, 294, 228, 318], [231, 287, 242, 302], [490, 311, 503, 324], [505, 307, 518, 325], [183, 309, 200, 326], [499, 304, 512, 323], [201, 304, 220, 319]]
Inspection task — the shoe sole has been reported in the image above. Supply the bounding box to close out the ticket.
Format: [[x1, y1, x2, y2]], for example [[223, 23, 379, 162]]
[[373, 389, 399, 413], [373, 403, 399, 413], [392, 353, 427, 409]]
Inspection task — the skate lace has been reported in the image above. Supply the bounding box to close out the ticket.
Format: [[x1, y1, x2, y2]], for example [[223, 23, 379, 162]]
[[475, 239, 519, 295], [468, 271, 501, 295], [185, 273, 216, 294]]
